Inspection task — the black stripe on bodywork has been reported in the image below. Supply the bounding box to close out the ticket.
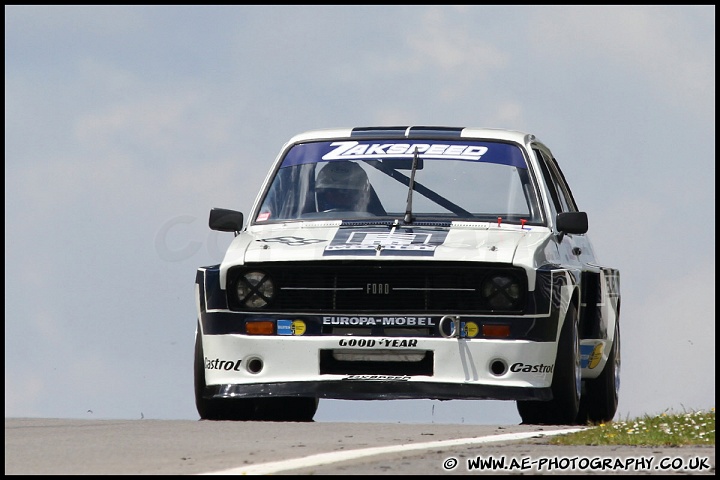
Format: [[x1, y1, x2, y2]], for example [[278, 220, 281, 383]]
[[579, 267, 621, 340], [197, 266, 228, 311], [350, 126, 464, 139], [350, 126, 409, 138], [199, 311, 559, 340]]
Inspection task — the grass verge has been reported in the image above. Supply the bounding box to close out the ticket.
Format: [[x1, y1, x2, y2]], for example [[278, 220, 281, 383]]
[[550, 408, 715, 446]]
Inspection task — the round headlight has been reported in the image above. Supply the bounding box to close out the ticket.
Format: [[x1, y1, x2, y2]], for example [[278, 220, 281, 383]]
[[481, 274, 522, 310], [236, 271, 275, 309]]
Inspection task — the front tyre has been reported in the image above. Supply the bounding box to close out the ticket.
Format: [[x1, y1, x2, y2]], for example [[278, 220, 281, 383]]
[[577, 319, 621, 423], [517, 302, 581, 425]]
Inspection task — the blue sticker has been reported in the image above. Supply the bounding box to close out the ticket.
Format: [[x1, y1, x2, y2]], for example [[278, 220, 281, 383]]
[[580, 344, 595, 369], [277, 319, 293, 336]]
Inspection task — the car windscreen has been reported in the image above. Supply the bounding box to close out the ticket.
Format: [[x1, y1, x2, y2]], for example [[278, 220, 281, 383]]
[[254, 139, 544, 225]]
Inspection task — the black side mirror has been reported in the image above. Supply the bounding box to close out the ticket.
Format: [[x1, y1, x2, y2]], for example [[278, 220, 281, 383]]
[[556, 211, 588, 235], [209, 208, 244, 232]]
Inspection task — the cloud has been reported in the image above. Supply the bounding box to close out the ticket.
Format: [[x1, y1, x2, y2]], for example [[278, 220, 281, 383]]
[[529, 5, 715, 113]]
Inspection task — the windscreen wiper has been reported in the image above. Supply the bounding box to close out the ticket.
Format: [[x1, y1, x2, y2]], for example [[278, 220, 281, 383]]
[[364, 158, 475, 219], [403, 147, 420, 224]]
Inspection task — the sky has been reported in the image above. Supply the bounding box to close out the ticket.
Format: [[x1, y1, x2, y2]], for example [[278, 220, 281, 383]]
[[4, 5, 715, 425]]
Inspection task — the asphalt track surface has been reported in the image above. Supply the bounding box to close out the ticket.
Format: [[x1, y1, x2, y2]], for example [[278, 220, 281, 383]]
[[4, 418, 715, 475]]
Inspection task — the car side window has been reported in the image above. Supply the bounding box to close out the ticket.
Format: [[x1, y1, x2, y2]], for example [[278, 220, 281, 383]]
[[534, 147, 575, 214], [548, 156, 580, 212], [534, 148, 562, 215]]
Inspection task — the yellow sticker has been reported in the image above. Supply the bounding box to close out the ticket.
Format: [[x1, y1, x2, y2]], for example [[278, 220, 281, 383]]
[[292, 320, 306, 336], [464, 321, 479, 338], [589, 343, 603, 369]]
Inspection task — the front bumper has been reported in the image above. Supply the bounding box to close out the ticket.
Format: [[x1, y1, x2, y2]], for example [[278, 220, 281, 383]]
[[198, 334, 558, 402]]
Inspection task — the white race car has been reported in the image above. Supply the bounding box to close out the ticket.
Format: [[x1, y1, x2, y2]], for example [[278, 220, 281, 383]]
[[194, 126, 621, 424]]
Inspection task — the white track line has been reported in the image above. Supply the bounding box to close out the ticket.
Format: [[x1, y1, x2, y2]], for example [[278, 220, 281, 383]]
[[200, 427, 588, 475]]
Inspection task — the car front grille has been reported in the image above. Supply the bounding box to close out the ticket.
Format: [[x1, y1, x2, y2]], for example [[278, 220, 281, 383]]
[[227, 261, 526, 314]]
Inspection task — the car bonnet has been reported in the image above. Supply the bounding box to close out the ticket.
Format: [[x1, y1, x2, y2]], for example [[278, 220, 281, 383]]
[[218, 221, 549, 285]]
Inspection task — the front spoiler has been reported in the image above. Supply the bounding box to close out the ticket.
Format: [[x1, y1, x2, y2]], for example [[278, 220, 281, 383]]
[[204, 380, 552, 402]]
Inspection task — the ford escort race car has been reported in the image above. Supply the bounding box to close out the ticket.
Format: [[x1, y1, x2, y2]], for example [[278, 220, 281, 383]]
[[194, 126, 621, 424]]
